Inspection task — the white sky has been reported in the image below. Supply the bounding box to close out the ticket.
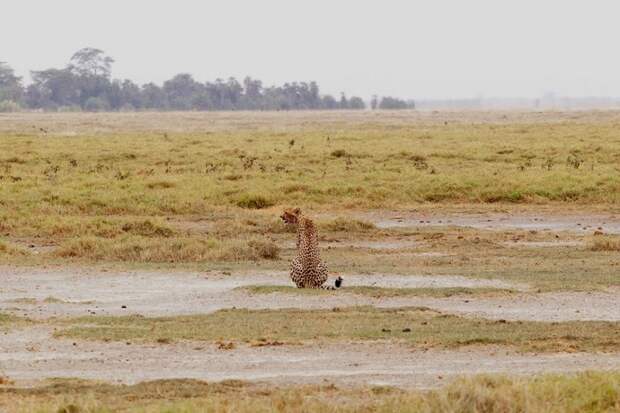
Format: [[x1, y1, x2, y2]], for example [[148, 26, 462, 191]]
[[3, 0, 620, 99]]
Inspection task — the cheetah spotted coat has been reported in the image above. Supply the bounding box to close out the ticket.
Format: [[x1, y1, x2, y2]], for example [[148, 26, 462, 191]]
[[281, 209, 338, 290]]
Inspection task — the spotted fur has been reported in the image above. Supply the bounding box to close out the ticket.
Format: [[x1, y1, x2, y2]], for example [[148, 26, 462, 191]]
[[280, 208, 342, 290]]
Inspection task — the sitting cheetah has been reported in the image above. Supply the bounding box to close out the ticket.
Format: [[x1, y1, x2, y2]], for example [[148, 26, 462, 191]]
[[280, 208, 343, 290]]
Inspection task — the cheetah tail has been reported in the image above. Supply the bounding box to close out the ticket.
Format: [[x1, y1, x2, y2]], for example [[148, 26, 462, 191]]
[[321, 276, 343, 290]]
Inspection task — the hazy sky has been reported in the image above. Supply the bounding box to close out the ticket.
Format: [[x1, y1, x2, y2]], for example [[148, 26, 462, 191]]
[[3, 0, 620, 99]]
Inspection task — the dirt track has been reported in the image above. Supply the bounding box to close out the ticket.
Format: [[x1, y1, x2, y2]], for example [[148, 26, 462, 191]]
[[3, 326, 620, 388]]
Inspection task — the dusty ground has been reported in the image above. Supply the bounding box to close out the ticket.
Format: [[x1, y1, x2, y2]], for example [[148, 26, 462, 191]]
[[3, 326, 620, 388], [1, 211, 620, 389], [2, 267, 618, 322], [354, 211, 620, 234], [1, 269, 619, 388]]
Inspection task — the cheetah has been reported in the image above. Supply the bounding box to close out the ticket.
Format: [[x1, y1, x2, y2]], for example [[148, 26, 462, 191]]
[[280, 208, 343, 290]]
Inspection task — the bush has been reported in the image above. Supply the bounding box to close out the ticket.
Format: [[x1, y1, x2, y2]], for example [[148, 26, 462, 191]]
[[84, 97, 111, 112], [589, 236, 620, 251], [0, 240, 25, 256], [321, 217, 376, 232], [0, 100, 21, 113], [235, 194, 274, 209], [57, 105, 82, 112], [330, 149, 348, 158], [121, 220, 174, 238], [248, 239, 280, 259]]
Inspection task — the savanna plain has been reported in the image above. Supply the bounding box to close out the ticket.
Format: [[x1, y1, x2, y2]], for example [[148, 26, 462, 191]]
[[1, 110, 620, 412]]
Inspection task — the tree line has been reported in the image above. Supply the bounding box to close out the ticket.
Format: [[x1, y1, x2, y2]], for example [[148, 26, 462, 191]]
[[0, 48, 414, 112]]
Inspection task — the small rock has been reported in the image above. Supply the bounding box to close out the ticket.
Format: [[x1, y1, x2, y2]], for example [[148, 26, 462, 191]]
[[402, 328, 412, 332]]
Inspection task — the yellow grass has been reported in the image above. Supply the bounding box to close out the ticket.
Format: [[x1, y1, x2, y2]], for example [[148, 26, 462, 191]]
[[2, 372, 620, 412]]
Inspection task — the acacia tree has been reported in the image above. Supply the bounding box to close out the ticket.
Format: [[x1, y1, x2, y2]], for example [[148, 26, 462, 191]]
[[69, 48, 114, 78]]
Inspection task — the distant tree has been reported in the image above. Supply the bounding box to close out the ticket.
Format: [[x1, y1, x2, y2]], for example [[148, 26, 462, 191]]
[[28, 68, 80, 108], [69, 48, 114, 78], [348, 96, 365, 109], [370, 95, 378, 110], [242, 76, 263, 109], [0, 62, 23, 103], [84, 96, 110, 112], [16, 47, 414, 112], [321, 94, 339, 109], [164, 73, 203, 110], [339, 93, 348, 109], [378, 96, 413, 110], [141, 83, 167, 109], [120, 79, 143, 109]]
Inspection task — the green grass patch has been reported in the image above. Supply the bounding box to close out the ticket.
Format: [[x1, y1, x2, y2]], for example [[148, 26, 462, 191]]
[[0, 313, 30, 330], [56, 306, 620, 352]]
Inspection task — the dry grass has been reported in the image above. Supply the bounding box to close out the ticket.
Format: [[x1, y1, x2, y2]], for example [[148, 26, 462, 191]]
[[2, 112, 620, 219], [2, 372, 620, 412], [56, 306, 620, 352], [589, 236, 620, 252], [1, 111, 620, 292], [320, 217, 377, 232], [53, 235, 279, 262]]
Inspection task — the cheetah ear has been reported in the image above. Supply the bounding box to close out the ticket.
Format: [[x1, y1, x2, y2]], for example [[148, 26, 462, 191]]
[[293, 207, 301, 215]]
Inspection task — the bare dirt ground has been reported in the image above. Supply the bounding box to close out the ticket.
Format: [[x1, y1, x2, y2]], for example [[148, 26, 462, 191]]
[[3, 267, 617, 322], [2, 210, 620, 388], [0, 266, 522, 319], [1, 265, 619, 388], [3, 326, 620, 389], [356, 211, 620, 235]]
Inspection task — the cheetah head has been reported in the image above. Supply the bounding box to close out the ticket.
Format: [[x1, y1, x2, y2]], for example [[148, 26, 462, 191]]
[[280, 207, 301, 225]]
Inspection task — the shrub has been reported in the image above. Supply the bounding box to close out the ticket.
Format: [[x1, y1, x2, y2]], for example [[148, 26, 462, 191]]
[[0, 100, 21, 113], [146, 181, 176, 189], [330, 149, 348, 158], [248, 239, 280, 259], [235, 194, 274, 209], [321, 217, 376, 232], [121, 220, 174, 238], [0, 240, 25, 256], [84, 97, 111, 112], [589, 237, 620, 251]]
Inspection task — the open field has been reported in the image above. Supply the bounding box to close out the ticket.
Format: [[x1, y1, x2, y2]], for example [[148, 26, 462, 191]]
[[1, 111, 620, 411]]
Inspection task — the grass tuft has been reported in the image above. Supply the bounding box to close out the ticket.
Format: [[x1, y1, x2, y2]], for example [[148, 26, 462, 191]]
[[320, 217, 376, 232], [235, 194, 275, 209], [589, 236, 620, 251]]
